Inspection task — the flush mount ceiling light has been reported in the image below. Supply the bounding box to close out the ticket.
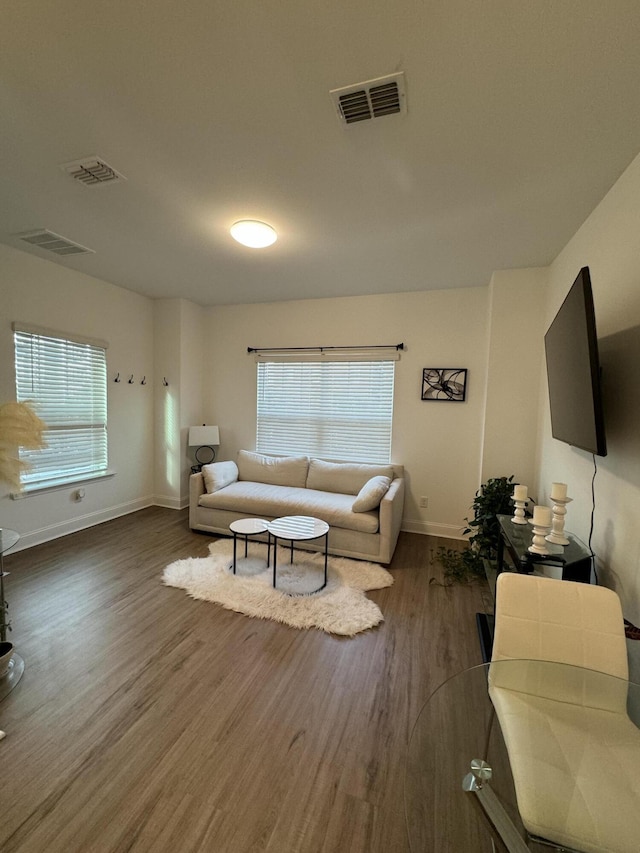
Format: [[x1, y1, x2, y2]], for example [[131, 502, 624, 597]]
[[230, 220, 277, 248]]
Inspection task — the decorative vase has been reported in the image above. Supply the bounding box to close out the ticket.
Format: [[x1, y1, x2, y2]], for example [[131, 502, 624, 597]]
[[0, 641, 14, 678]]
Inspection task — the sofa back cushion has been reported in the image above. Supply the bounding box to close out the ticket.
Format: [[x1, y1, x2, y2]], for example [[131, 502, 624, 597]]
[[237, 450, 309, 488], [307, 458, 394, 496]]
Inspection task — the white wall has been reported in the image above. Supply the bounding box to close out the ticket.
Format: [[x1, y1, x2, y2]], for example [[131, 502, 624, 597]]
[[179, 300, 205, 502], [0, 244, 155, 548], [202, 288, 491, 538], [153, 298, 205, 509], [4, 245, 497, 547], [536, 150, 640, 629], [153, 299, 183, 508], [481, 267, 549, 490]]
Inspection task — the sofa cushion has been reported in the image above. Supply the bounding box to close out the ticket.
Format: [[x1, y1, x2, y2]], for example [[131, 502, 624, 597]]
[[352, 475, 391, 512], [202, 460, 238, 494], [236, 450, 309, 488], [306, 458, 394, 496], [199, 481, 379, 534]]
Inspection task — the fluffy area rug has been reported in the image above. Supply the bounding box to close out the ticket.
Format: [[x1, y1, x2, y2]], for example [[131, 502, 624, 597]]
[[162, 539, 394, 636]]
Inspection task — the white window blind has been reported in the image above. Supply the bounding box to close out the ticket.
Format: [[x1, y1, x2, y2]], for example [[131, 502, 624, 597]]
[[14, 327, 108, 488], [256, 360, 395, 463]]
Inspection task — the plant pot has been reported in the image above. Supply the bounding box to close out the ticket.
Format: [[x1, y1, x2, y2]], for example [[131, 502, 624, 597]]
[[0, 641, 14, 678]]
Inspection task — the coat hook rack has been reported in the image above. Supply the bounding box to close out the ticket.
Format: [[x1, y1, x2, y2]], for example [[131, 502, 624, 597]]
[[140, 376, 146, 385], [114, 373, 121, 383], [128, 374, 134, 384], [163, 377, 169, 386]]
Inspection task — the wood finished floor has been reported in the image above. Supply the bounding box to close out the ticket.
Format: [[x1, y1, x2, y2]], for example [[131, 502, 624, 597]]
[[0, 508, 489, 853]]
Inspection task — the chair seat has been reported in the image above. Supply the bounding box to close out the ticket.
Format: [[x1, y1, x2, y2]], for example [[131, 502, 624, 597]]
[[491, 683, 640, 853], [490, 572, 637, 852]]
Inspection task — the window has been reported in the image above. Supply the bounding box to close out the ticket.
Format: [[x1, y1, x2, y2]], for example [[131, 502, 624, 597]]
[[256, 358, 395, 463], [13, 323, 108, 490]]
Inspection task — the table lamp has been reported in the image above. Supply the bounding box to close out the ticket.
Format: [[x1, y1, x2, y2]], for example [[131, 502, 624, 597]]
[[188, 425, 220, 467]]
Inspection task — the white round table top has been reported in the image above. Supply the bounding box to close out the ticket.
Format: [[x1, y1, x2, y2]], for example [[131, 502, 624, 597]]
[[266, 515, 329, 540], [229, 518, 269, 535], [0, 528, 20, 556]]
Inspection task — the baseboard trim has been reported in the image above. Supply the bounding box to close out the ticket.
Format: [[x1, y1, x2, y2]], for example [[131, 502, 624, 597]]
[[11, 497, 156, 552], [14, 504, 462, 552], [153, 494, 190, 510], [401, 520, 466, 540]]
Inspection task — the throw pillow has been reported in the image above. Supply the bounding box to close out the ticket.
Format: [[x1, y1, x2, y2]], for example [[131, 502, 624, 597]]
[[202, 460, 239, 494], [352, 475, 391, 512]]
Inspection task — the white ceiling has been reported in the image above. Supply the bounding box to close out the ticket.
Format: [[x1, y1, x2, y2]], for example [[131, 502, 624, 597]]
[[2, 1, 640, 306]]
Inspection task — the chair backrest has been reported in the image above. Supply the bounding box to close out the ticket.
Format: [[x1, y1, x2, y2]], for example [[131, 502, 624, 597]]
[[491, 572, 628, 679]]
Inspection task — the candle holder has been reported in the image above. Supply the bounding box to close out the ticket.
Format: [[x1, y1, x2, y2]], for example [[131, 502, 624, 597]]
[[511, 498, 527, 525], [528, 518, 551, 556], [545, 497, 572, 546]]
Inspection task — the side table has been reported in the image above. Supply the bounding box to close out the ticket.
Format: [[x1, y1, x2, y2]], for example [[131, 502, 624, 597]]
[[265, 516, 329, 594], [229, 518, 271, 575], [496, 514, 592, 582], [0, 528, 25, 701]]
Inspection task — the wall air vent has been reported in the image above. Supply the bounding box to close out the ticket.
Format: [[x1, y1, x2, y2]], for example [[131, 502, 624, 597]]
[[330, 72, 406, 126], [14, 229, 95, 256], [60, 156, 126, 187]]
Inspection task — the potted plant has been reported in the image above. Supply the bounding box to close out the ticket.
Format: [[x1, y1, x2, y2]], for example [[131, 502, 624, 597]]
[[431, 475, 516, 585], [0, 401, 46, 673]]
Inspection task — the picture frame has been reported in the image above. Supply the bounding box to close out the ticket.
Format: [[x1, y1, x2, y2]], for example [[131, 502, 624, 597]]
[[421, 368, 468, 402]]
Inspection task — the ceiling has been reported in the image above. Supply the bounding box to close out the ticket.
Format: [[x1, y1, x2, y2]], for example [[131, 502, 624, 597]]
[[2, 1, 640, 307]]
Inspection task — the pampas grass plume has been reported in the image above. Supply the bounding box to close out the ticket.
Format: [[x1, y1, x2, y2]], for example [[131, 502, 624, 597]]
[[0, 401, 46, 489]]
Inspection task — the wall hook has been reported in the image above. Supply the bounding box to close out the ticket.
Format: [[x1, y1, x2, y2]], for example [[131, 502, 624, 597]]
[[128, 374, 134, 384], [114, 373, 121, 383], [140, 376, 146, 385], [163, 377, 169, 386]]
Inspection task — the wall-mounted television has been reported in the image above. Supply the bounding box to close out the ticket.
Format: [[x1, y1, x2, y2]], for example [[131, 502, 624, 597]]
[[544, 266, 607, 457]]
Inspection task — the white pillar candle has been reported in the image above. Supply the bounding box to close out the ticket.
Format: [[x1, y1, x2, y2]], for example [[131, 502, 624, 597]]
[[550, 482, 568, 501], [513, 484, 528, 501], [533, 505, 552, 527]]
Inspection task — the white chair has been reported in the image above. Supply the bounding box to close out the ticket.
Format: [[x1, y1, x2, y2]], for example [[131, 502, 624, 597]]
[[489, 572, 640, 853]]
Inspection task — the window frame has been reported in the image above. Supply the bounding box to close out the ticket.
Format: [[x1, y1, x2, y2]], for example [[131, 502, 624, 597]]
[[12, 322, 110, 494]]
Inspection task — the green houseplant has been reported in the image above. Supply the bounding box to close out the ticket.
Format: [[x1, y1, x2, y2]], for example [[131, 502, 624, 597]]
[[431, 475, 515, 585]]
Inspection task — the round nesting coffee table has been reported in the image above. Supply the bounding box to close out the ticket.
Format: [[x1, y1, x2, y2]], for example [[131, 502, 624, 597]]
[[229, 518, 271, 575], [266, 515, 329, 593]]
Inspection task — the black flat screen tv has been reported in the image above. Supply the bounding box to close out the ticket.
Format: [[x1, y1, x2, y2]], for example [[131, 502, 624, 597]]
[[544, 266, 607, 456]]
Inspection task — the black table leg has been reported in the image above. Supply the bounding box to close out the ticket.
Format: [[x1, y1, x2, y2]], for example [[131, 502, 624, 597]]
[[232, 532, 237, 574], [273, 536, 278, 588], [323, 532, 328, 589]]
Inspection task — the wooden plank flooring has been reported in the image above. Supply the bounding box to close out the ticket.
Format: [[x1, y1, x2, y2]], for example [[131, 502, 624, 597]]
[[0, 508, 490, 852]]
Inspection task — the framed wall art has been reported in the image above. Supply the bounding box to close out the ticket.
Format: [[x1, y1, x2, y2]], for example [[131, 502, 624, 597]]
[[421, 368, 468, 402]]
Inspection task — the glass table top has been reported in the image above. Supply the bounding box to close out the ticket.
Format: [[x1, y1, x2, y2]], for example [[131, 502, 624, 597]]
[[405, 660, 640, 852], [0, 528, 20, 556], [266, 515, 329, 540]]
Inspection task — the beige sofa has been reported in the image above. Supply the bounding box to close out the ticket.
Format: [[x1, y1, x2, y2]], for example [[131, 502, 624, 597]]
[[189, 450, 405, 564]]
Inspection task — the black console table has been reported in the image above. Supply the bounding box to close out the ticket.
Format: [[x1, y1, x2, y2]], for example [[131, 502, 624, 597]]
[[478, 514, 593, 660], [495, 514, 592, 582]]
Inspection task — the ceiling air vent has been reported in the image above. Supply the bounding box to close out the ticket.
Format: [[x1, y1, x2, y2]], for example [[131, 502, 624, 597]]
[[60, 156, 126, 187], [14, 229, 95, 256], [330, 72, 406, 125]]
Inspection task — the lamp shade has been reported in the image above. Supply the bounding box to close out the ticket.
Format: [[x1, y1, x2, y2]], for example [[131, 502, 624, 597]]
[[188, 425, 220, 447]]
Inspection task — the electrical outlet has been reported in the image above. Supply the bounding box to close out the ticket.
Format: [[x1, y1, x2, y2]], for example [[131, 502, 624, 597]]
[[419, 496, 428, 508]]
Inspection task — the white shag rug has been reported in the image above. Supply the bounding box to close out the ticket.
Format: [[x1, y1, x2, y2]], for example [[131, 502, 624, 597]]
[[162, 539, 393, 636]]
